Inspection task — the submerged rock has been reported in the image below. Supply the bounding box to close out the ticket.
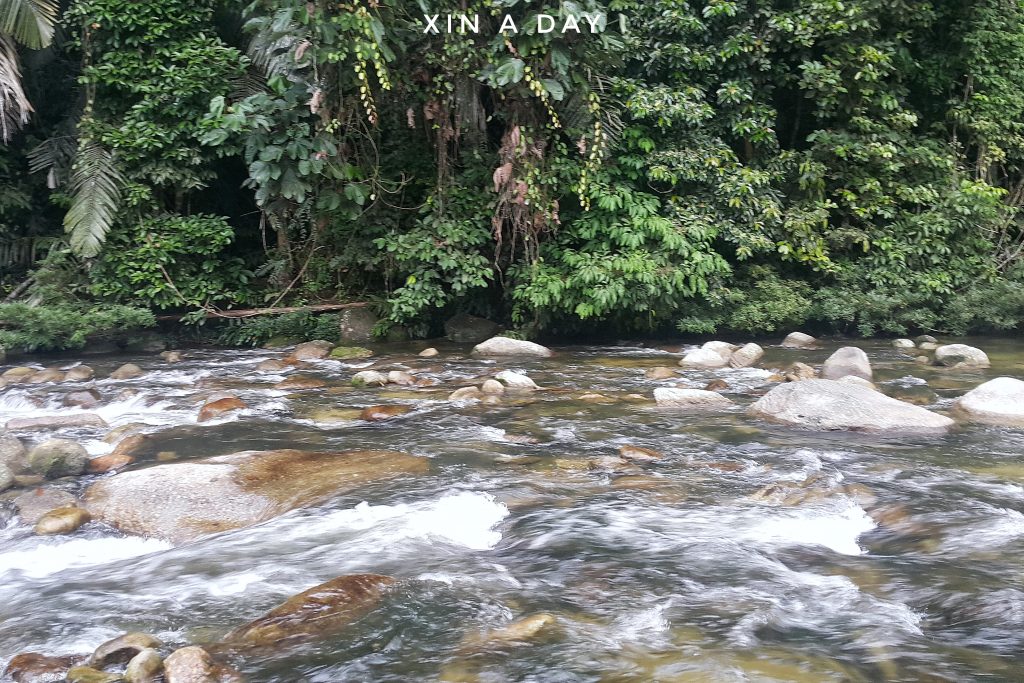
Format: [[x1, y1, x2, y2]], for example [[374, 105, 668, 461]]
[[643, 366, 677, 380], [935, 343, 990, 369], [678, 347, 728, 370], [448, 386, 483, 401], [445, 313, 500, 343], [109, 364, 144, 380], [63, 389, 102, 409], [473, 336, 553, 358], [359, 405, 411, 421], [274, 375, 326, 390], [748, 379, 954, 433], [84, 449, 427, 542], [781, 332, 817, 349], [28, 439, 89, 478], [255, 359, 289, 373], [462, 613, 558, 651], [197, 397, 247, 422], [820, 346, 873, 381], [653, 387, 733, 409], [223, 574, 397, 648], [953, 377, 1024, 426], [729, 342, 764, 368], [4, 653, 87, 683], [34, 506, 91, 535], [329, 346, 373, 360], [7, 414, 108, 431], [160, 350, 184, 363], [618, 445, 663, 462], [704, 379, 729, 391]]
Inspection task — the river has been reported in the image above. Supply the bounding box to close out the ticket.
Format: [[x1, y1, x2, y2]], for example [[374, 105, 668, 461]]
[[1, 337, 1023, 681]]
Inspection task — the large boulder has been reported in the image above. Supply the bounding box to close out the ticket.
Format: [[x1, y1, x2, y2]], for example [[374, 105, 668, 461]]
[[473, 336, 553, 358], [65, 365, 95, 382], [290, 340, 334, 361], [6, 414, 108, 431], [84, 449, 427, 543], [495, 370, 539, 390], [953, 377, 1024, 426], [781, 332, 818, 349], [109, 364, 144, 380], [729, 342, 764, 368], [338, 307, 379, 343], [934, 344, 990, 369], [748, 379, 954, 433], [0, 433, 28, 473], [701, 341, 737, 362], [678, 348, 728, 370], [820, 346, 872, 381], [445, 313, 500, 343], [222, 574, 397, 649], [4, 653, 87, 683], [653, 388, 733, 409], [28, 439, 89, 478], [63, 389, 102, 409]]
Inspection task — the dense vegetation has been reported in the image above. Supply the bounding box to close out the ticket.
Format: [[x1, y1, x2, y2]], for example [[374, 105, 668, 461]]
[[3, 0, 1024, 349]]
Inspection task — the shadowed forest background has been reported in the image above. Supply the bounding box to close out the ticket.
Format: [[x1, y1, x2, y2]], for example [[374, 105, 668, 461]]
[[2, 0, 1024, 350]]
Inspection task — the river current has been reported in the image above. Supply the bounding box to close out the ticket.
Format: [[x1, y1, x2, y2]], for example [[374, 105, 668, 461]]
[[1, 337, 1022, 681]]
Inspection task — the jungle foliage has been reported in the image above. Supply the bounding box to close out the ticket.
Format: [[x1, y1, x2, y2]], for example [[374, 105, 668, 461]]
[[3, 0, 1024, 346]]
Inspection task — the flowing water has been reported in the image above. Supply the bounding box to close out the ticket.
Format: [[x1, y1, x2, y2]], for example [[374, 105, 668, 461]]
[[1, 338, 1023, 682]]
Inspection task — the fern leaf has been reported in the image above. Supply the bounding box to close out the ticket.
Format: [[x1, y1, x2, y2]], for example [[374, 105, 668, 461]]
[[63, 140, 124, 258]]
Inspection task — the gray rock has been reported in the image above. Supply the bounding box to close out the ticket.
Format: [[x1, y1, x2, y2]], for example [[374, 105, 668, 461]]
[[13, 488, 78, 523], [701, 341, 737, 361], [63, 389, 102, 409], [64, 365, 95, 382], [0, 433, 28, 473], [678, 348, 728, 369], [124, 649, 163, 683], [445, 313, 500, 343], [162, 647, 225, 683], [934, 344, 990, 369], [729, 342, 764, 368], [781, 332, 818, 349], [109, 364, 144, 380], [28, 439, 89, 478], [784, 362, 816, 381], [481, 379, 505, 395], [495, 370, 539, 390], [291, 340, 334, 360], [892, 338, 916, 350], [820, 346, 873, 381], [748, 379, 954, 433], [653, 388, 734, 409], [418, 347, 439, 357], [351, 370, 388, 386], [90, 633, 162, 668], [473, 336, 553, 358], [918, 341, 939, 351], [953, 377, 1024, 426], [386, 370, 415, 385], [915, 334, 938, 344], [339, 307, 379, 343], [448, 386, 483, 401], [6, 414, 108, 431], [0, 464, 13, 492], [84, 449, 427, 543]]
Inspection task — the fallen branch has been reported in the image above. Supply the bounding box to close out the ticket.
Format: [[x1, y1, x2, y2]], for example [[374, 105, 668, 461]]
[[157, 302, 369, 321]]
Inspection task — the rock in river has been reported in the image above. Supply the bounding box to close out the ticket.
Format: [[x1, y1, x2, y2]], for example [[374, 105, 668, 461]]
[[197, 396, 247, 422], [781, 332, 818, 349], [678, 348, 728, 370], [6, 414, 108, 431], [28, 439, 89, 478], [34, 506, 91, 535], [290, 339, 334, 361], [222, 574, 397, 648], [953, 377, 1024, 426], [163, 646, 239, 683], [473, 336, 553, 358], [84, 449, 427, 542], [729, 342, 764, 368], [654, 387, 733, 409], [0, 433, 28, 473], [820, 346, 873, 381], [89, 632, 162, 668], [748, 379, 954, 433], [495, 369, 539, 389], [4, 652, 86, 683], [934, 343, 990, 369], [109, 363, 144, 380]]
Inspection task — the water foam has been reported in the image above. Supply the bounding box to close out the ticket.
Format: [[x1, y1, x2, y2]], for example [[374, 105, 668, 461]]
[[0, 536, 171, 580]]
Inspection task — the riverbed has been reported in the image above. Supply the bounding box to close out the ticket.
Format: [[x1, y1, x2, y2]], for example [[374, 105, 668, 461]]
[[1, 337, 1023, 681]]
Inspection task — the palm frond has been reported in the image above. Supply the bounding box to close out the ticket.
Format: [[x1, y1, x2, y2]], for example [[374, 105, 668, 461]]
[[27, 133, 76, 187], [0, 0, 58, 50], [245, 8, 303, 78], [63, 140, 124, 258], [0, 33, 29, 142]]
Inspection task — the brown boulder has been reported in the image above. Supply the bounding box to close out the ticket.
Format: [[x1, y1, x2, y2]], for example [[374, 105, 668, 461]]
[[89, 632, 162, 668], [65, 365, 96, 382], [644, 366, 677, 380], [198, 397, 247, 422], [87, 453, 135, 474], [63, 389, 103, 409], [27, 369, 65, 383], [109, 364, 144, 380], [290, 340, 334, 361], [34, 506, 91, 535], [4, 653, 86, 683], [360, 405, 412, 421], [13, 488, 78, 523], [273, 376, 326, 390]]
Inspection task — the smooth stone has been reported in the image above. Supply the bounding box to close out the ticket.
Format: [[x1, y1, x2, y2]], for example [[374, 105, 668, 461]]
[[729, 342, 764, 368], [351, 370, 388, 386], [481, 379, 505, 395], [653, 388, 733, 409], [387, 370, 415, 385], [27, 369, 65, 383], [915, 334, 938, 344], [495, 370, 539, 389], [748, 379, 954, 433], [87, 452, 135, 474], [784, 362, 816, 381], [359, 405, 411, 421], [109, 364, 144, 380], [291, 340, 334, 360], [329, 346, 373, 359], [160, 350, 184, 362], [7, 414, 108, 431], [1, 366, 36, 381], [445, 313, 500, 343], [4, 652, 86, 683], [111, 434, 150, 458], [953, 377, 1024, 426], [34, 506, 91, 535], [65, 666, 121, 683], [274, 375, 326, 390], [90, 633, 162, 668], [449, 386, 483, 401], [918, 341, 939, 351], [14, 488, 78, 523], [934, 343, 990, 369], [418, 347, 439, 357], [338, 307, 379, 343], [893, 338, 916, 350], [701, 341, 738, 361], [0, 463, 13, 492], [256, 359, 289, 372], [0, 433, 28, 473], [704, 379, 729, 391], [463, 613, 557, 650], [13, 473, 44, 487], [679, 347, 729, 369], [643, 366, 677, 380], [837, 375, 876, 390], [820, 346, 872, 381], [472, 336, 553, 358], [163, 646, 239, 683], [781, 332, 817, 349], [915, 355, 930, 364], [197, 397, 247, 422], [123, 649, 163, 683], [223, 574, 397, 648], [65, 365, 95, 381], [84, 449, 427, 543], [28, 439, 89, 478], [618, 445, 663, 462], [63, 389, 102, 409]]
